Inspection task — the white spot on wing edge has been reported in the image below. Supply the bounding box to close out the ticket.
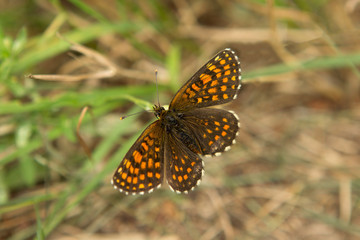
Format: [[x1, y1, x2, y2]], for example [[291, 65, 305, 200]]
[[168, 183, 175, 192], [237, 83, 242, 90], [214, 152, 222, 157], [225, 146, 231, 151], [228, 110, 239, 121]]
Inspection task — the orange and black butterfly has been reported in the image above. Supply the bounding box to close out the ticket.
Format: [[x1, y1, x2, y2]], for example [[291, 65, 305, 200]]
[[111, 48, 241, 195]]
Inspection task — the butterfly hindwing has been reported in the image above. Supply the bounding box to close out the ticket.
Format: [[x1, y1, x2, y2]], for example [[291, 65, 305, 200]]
[[169, 48, 241, 111], [180, 108, 240, 156], [164, 131, 204, 193], [111, 121, 164, 195]]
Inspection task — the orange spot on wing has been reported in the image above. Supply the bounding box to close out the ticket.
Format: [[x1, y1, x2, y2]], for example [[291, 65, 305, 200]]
[[192, 83, 200, 91], [208, 64, 216, 71], [201, 74, 212, 84], [223, 124, 230, 130], [178, 176, 183, 183], [141, 142, 148, 151], [133, 150, 142, 163], [208, 88, 217, 94], [189, 90, 196, 98], [132, 177, 138, 184], [211, 80, 219, 86], [127, 176, 132, 183], [148, 158, 154, 168], [212, 95, 219, 101], [126, 160, 131, 169]]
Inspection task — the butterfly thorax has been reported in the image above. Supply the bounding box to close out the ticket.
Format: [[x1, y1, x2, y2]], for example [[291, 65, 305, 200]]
[[154, 106, 202, 155]]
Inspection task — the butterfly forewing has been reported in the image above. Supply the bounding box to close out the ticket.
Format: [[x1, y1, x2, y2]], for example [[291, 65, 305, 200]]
[[111, 121, 164, 195], [180, 108, 240, 156], [169, 49, 241, 112]]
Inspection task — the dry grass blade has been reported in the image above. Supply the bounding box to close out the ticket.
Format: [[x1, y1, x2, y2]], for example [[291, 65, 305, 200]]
[[76, 106, 93, 160]]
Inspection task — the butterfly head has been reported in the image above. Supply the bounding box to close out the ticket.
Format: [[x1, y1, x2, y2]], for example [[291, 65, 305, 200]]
[[153, 104, 166, 119]]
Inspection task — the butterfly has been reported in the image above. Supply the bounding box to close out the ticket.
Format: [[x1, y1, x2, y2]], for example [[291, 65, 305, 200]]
[[111, 48, 241, 195]]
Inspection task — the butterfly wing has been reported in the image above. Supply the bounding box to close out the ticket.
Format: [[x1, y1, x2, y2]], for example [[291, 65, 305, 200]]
[[111, 121, 164, 195], [164, 130, 204, 193], [180, 108, 240, 156], [169, 48, 241, 112], [163, 108, 239, 193]]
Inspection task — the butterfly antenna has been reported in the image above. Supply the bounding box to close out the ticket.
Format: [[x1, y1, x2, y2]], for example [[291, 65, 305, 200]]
[[120, 110, 151, 120], [155, 69, 160, 107]]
